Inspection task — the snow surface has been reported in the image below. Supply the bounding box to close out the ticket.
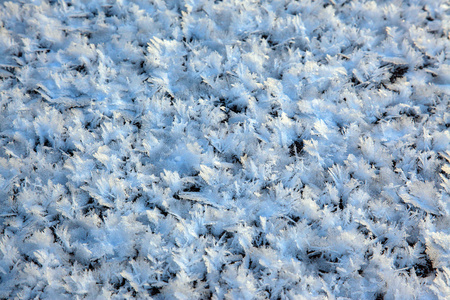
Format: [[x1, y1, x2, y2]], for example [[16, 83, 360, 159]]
[[0, 0, 449, 299]]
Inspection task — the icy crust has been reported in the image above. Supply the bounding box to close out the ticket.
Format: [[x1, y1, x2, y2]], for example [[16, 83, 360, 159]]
[[0, 0, 449, 299]]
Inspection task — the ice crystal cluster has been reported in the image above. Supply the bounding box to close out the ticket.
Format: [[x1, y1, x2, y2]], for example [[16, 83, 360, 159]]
[[0, 0, 449, 299]]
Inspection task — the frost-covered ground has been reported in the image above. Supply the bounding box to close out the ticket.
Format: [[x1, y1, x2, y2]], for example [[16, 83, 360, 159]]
[[0, 0, 449, 299]]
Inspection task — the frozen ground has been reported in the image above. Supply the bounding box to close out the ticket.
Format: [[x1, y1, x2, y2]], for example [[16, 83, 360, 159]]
[[0, 0, 449, 299]]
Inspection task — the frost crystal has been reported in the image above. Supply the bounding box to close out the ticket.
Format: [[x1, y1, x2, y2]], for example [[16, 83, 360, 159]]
[[0, 0, 449, 299]]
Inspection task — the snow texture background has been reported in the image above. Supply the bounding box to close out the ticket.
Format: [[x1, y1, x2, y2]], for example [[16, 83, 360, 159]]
[[0, 0, 449, 299]]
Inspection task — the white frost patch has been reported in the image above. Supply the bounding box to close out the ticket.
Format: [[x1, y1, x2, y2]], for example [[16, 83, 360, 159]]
[[0, 0, 449, 299]]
